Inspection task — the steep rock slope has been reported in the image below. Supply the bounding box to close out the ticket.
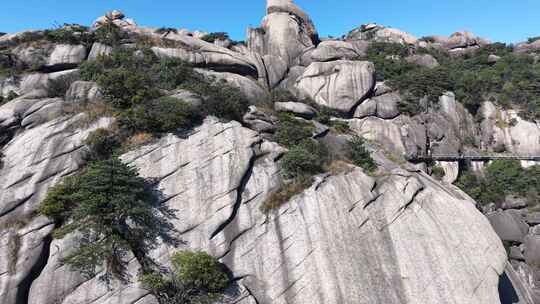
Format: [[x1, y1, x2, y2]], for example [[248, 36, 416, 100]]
[[122, 118, 507, 304]]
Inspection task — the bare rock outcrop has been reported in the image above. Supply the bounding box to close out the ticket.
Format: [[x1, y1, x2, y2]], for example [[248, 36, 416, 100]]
[[346, 23, 418, 45], [248, 0, 319, 68], [296, 60, 375, 113]]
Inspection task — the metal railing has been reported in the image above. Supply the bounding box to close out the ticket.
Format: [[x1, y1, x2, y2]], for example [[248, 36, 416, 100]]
[[407, 154, 540, 162]]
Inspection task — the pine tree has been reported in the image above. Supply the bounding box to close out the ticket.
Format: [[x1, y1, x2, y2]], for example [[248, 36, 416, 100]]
[[41, 157, 178, 281]]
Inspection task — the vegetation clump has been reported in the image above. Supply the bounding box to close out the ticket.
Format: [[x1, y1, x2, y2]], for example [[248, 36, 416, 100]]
[[47, 73, 79, 98], [200, 32, 230, 43], [140, 251, 229, 304], [79, 48, 249, 136], [347, 136, 377, 173], [456, 161, 540, 206], [39, 157, 178, 281], [43, 24, 94, 46], [364, 41, 540, 118]]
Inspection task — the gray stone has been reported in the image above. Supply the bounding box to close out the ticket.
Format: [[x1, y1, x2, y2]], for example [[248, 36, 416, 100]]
[[296, 60, 375, 113], [46, 44, 87, 69], [261, 54, 288, 88], [502, 195, 529, 210], [311, 40, 368, 62], [277, 65, 305, 96], [354, 92, 401, 119], [487, 210, 530, 243], [526, 212, 540, 226], [405, 54, 440, 68], [524, 234, 540, 267], [243, 106, 278, 133], [248, 0, 318, 68], [373, 82, 392, 96], [274, 101, 317, 118], [88, 42, 113, 59], [346, 24, 418, 45], [65, 81, 102, 103], [151, 34, 258, 76], [510, 246, 525, 261], [194, 69, 269, 105], [487, 54, 501, 64], [168, 89, 203, 107], [435, 161, 460, 184]]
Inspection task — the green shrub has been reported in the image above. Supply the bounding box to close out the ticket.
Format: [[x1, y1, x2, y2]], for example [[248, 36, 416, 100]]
[[119, 97, 203, 134], [151, 57, 198, 90], [43, 24, 94, 45], [456, 161, 540, 206], [431, 165, 445, 179], [38, 176, 79, 221], [201, 32, 230, 43], [281, 139, 327, 179], [12, 31, 44, 44], [347, 136, 376, 172], [181, 77, 249, 122], [94, 22, 126, 46], [47, 73, 79, 98], [97, 67, 160, 108], [274, 114, 314, 148], [156, 27, 178, 34], [528, 36, 540, 44], [140, 251, 228, 304], [39, 157, 177, 280], [84, 128, 121, 160], [172, 251, 228, 292]]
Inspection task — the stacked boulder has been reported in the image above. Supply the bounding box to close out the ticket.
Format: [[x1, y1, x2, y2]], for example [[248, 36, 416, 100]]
[[486, 197, 540, 302]]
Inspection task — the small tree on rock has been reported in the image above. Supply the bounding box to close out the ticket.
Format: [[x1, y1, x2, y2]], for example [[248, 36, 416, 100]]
[[40, 157, 178, 281]]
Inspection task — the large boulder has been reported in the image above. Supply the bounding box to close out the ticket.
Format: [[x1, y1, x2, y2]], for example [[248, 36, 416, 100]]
[[310, 40, 369, 62], [151, 36, 258, 76], [405, 54, 440, 68], [248, 0, 318, 68], [274, 101, 317, 118], [487, 210, 530, 243], [194, 69, 269, 105], [296, 60, 375, 113], [46, 44, 87, 70], [354, 92, 401, 119]]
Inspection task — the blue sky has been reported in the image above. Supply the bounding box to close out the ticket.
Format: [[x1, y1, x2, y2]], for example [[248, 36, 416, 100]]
[[1, 0, 539, 44]]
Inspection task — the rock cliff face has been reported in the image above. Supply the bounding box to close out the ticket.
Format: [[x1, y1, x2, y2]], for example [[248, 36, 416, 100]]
[[0, 1, 539, 304]]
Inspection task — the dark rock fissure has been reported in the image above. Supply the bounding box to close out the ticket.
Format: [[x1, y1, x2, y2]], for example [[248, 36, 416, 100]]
[[15, 235, 52, 304], [210, 147, 260, 240]]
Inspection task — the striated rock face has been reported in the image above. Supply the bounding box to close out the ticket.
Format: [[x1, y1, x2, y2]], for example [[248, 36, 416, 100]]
[[296, 60, 375, 113], [0, 113, 112, 304], [119, 120, 507, 304], [150, 34, 258, 76]]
